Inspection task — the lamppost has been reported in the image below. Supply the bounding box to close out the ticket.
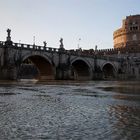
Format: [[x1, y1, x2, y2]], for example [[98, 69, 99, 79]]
[[33, 36, 35, 45], [77, 38, 81, 49]]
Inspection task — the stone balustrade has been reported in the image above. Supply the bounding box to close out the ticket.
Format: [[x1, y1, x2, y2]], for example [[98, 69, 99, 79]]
[[0, 40, 140, 62]]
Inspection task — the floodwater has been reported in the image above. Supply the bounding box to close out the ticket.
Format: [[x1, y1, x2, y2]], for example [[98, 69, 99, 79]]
[[0, 80, 140, 140]]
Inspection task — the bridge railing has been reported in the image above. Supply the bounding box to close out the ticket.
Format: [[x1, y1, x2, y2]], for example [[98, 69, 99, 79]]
[[12, 42, 60, 52], [0, 41, 125, 62], [0, 41, 5, 46], [0, 41, 61, 54], [64, 49, 123, 62], [0, 40, 139, 62]]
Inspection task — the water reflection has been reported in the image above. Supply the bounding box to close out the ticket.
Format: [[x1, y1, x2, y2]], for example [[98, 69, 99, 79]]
[[102, 81, 140, 140], [109, 105, 140, 140], [102, 85, 140, 94], [0, 80, 139, 139], [99, 81, 140, 102]]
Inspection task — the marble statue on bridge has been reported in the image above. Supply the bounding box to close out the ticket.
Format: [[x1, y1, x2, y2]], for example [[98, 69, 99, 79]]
[[5, 28, 12, 45], [6, 28, 11, 41], [59, 38, 64, 49], [43, 41, 47, 47]]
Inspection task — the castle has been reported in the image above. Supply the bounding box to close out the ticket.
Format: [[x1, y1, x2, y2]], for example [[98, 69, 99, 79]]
[[113, 15, 140, 49]]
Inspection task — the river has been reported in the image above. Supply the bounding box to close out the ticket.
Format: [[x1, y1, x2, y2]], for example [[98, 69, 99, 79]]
[[0, 80, 140, 140]]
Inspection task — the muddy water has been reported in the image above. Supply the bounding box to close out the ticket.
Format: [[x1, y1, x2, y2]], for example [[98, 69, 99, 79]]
[[0, 80, 139, 140]]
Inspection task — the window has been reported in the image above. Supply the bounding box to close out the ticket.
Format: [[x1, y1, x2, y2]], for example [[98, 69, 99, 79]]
[[129, 26, 138, 31], [132, 34, 137, 40], [129, 21, 139, 31]]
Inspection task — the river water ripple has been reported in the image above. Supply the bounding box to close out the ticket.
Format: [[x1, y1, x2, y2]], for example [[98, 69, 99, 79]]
[[0, 81, 140, 140]]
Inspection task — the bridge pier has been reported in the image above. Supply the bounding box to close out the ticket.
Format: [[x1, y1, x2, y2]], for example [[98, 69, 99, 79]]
[[56, 64, 73, 80], [0, 66, 18, 80]]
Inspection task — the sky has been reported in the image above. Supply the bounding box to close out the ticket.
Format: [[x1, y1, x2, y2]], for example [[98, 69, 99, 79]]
[[0, 0, 140, 50]]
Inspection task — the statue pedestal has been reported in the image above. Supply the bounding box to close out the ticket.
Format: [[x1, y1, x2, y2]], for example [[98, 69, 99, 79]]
[[5, 40, 13, 46]]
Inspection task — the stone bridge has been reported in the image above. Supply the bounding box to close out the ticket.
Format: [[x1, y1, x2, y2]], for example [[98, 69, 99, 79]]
[[0, 40, 122, 81], [2, 29, 135, 81]]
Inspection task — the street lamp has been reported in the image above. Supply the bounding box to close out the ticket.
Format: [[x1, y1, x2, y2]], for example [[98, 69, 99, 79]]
[[33, 36, 35, 45], [78, 38, 81, 49]]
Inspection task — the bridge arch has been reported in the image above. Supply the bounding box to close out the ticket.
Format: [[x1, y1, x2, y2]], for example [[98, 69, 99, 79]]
[[71, 58, 92, 80], [19, 54, 55, 80], [101, 62, 117, 79]]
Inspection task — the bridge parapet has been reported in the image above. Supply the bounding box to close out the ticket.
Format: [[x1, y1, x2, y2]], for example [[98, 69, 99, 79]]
[[0, 40, 139, 62], [0, 41, 5, 46], [2, 42, 60, 53], [93, 45, 140, 55], [13, 43, 60, 52], [0, 40, 123, 62]]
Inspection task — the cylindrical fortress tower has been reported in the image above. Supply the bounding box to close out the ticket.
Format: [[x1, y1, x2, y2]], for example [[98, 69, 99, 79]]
[[113, 15, 140, 48]]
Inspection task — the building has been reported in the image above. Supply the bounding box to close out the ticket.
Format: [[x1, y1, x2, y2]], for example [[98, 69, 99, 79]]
[[113, 15, 140, 49]]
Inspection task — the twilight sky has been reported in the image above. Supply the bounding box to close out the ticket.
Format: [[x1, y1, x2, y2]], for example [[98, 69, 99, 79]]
[[0, 0, 140, 50]]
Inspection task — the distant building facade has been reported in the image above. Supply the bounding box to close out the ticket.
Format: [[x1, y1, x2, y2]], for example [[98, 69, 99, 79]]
[[113, 15, 140, 48]]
